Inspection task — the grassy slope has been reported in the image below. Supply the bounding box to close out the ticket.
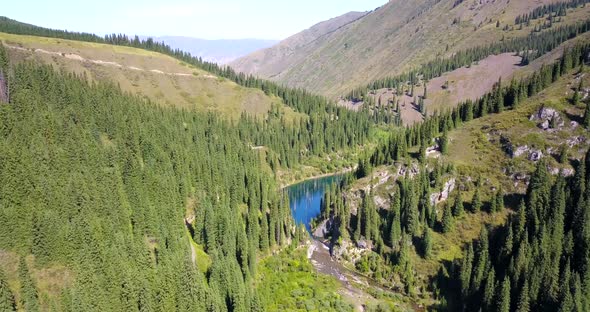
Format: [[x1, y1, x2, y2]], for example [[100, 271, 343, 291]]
[[233, 0, 590, 98], [0, 251, 73, 311], [0, 32, 305, 121], [341, 31, 590, 125], [256, 247, 353, 311], [448, 66, 589, 194]]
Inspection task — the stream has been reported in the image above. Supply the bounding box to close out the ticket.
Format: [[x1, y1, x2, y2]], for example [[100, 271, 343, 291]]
[[285, 175, 385, 311]]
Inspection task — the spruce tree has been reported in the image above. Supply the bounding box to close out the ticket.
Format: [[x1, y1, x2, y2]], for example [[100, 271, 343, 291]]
[[442, 201, 454, 233], [573, 79, 582, 105], [418, 144, 426, 163], [390, 189, 402, 246], [495, 186, 504, 213], [453, 189, 464, 217], [583, 102, 590, 129], [18, 258, 39, 312], [472, 186, 482, 213], [460, 244, 474, 298], [0, 268, 15, 312], [498, 277, 511, 312], [515, 280, 530, 312], [559, 145, 568, 164], [483, 269, 496, 311], [440, 130, 449, 155], [423, 228, 432, 259]]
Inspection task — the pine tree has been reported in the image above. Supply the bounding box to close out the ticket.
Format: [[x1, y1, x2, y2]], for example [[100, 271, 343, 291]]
[[495, 186, 504, 213], [423, 228, 432, 259], [515, 280, 530, 312], [390, 189, 402, 246], [470, 227, 489, 293], [583, 102, 590, 129], [472, 185, 482, 212], [498, 276, 511, 312], [440, 130, 449, 155], [573, 79, 583, 105], [559, 145, 568, 164], [460, 243, 474, 299], [483, 268, 496, 311], [398, 233, 416, 296], [418, 144, 426, 163], [453, 189, 464, 217], [0, 268, 15, 312], [18, 258, 39, 312], [442, 201, 454, 233]]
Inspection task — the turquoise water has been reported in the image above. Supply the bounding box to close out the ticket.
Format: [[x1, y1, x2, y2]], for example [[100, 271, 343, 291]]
[[285, 175, 342, 231]]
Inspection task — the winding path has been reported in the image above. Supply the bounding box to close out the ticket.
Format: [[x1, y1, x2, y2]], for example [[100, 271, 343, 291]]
[[5, 44, 218, 79]]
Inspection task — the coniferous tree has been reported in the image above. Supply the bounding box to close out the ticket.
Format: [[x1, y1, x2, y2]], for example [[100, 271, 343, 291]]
[[483, 268, 496, 311], [418, 144, 427, 163], [423, 228, 432, 259], [453, 189, 464, 217], [472, 185, 482, 213], [18, 258, 39, 312], [0, 268, 15, 312], [390, 188, 402, 247], [498, 277, 511, 312], [440, 130, 449, 155], [460, 244, 474, 299], [495, 186, 504, 213], [441, 201, 454, 233], [515, 280, 530, 312], [572, 88, 580, 105], [559, 145, 568, 164]]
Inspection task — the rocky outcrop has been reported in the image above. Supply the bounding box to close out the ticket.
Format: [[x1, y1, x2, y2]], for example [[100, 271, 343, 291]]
[[508, 144, 544, 161], [529, 149, 543, 162], [529, 107, 563, 130], [566, 136, 588, 148], [398, 163, 419, 178], [313, 219, 330, 239], [430, 178, 456, 206], [513, 145, 530, 158], [549, 167, 575, 177]]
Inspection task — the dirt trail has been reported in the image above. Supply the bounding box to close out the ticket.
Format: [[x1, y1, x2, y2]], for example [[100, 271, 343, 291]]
[[5, 44, 216, 79]]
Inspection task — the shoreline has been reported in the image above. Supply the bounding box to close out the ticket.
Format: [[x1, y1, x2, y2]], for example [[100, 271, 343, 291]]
[[279, 167, 354, 189]]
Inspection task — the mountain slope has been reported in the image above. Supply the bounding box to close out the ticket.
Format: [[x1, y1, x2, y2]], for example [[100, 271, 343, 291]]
[[230, 10, 368, 82], [232, 0, 590, 97], [146, 36, 278, 64], [0, 32, 301, 120]]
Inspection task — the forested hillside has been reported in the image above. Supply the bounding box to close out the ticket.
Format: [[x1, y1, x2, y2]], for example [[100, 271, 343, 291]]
[[0, 17, 375, 183], [1, 0, 590, 310], [311, 41, 590, 309], [0, 40, 361, 310]]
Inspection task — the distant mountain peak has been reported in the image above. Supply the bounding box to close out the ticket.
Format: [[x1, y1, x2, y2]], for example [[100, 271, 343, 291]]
[[149, 36, 279, 64]]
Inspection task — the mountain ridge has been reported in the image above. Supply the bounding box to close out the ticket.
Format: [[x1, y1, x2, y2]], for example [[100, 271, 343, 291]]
[[232, 0, 590, 97]]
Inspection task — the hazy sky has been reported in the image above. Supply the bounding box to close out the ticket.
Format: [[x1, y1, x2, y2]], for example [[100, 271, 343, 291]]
[[4, 0, 386, 40]]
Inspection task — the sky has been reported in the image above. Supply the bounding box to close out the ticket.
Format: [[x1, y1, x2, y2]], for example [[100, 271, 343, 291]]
[[3, 0, 386, 40]]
